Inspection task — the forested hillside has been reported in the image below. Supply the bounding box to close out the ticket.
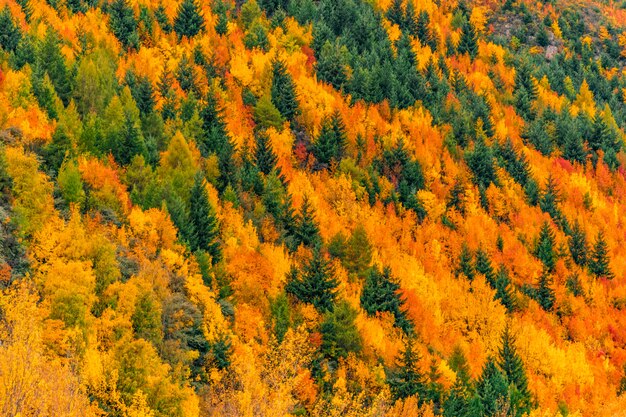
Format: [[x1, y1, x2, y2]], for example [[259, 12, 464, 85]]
[[2, 0, 626, 415]]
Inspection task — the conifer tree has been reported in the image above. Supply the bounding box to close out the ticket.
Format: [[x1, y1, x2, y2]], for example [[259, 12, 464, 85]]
[[466, 137, 497, 189], [254, 131, 279, 176], [589, 231, 613, 279], [342, 224, 373, 278], [458, 21, 478, 59], [293, 195, 320, 248], [474, 358, 510, 417], [285, 246, 338, 312], [387, 0, 404, 27], [199, 92, 236, 190], [313, 111, 347, 167], [444, 347, 473, 417], [154, 4, 172, 33], [320, 300, 362, 360], [389, 337, 426, 401], [535, 269, 556, 312], [0, 6, 21, 53], [457, 243, 475, 281], [361, 266, 412, 333], [176, 54, 198, 94], [174, 0, 205, 39], [535, 221, 556, 273], [165, 192, 193, 245], [539, 175, 561, 221], [108, 0, 139, 50], [189, 173, 221, 264], [270, 59, 299, 122], [115, 113, 147, 166], [37, 28, 72, 106], [497, 326, 532, 416], [569, 221, 588, 267], [475, 246, 496, 288], [495, 266, 516, 313], [280, 191, 297, 237]]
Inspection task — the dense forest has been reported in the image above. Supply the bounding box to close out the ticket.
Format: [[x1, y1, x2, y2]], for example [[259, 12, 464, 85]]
[[3, 0, 626, 415]]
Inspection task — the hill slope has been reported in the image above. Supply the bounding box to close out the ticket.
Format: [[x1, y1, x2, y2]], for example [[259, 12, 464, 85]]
[[1, 0, 626, 415]]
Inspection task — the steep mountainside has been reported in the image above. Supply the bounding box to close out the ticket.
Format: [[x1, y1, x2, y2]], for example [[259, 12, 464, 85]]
[[2, 0, 626, 416]]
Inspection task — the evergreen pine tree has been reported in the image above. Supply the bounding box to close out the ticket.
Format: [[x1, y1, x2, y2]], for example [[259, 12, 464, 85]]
[[37, 28, 72, 106], [458, 21, 478, 59], [589, 231, 613, 279], [320, 300, 362, 360], [176, 54, 198, 94], [254, 131, 279, 176], [539, 175, 561, 220], [465, 137, 497, 189], [361, 266, 412, 334], [0, 6, 21, 53], [280, 192, 298, 236], [293, 195, 320, 248], [457, 243, 474, 280], [387, 0, 404, 27], [271, 59, 299, 122], [199, 92, 237, 190], [174, 0, 205, 39], [115, 113, 147, 166], [495, 266, 517, 313], [214, 0, 229, 36], [569, 221, 588, 267], [389, 337, 426, 401], [475, 246, 496, 288], [130, 75, 155, 116], [497, 326, 532, 416], [154, 4, 172, 33], [535, 269, 556, 312], [157, 64, 177, 120], [313, 111, 347, 167], [342, 224, 373, 278], [165, 192, 193, 245], [189, 173, 222, 264], [535, 221, 556, 273], [443, 347, 473, 417], [108, 0, 139, 50], [474, 358, 510, 417], [285, 246, 338, 311]]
